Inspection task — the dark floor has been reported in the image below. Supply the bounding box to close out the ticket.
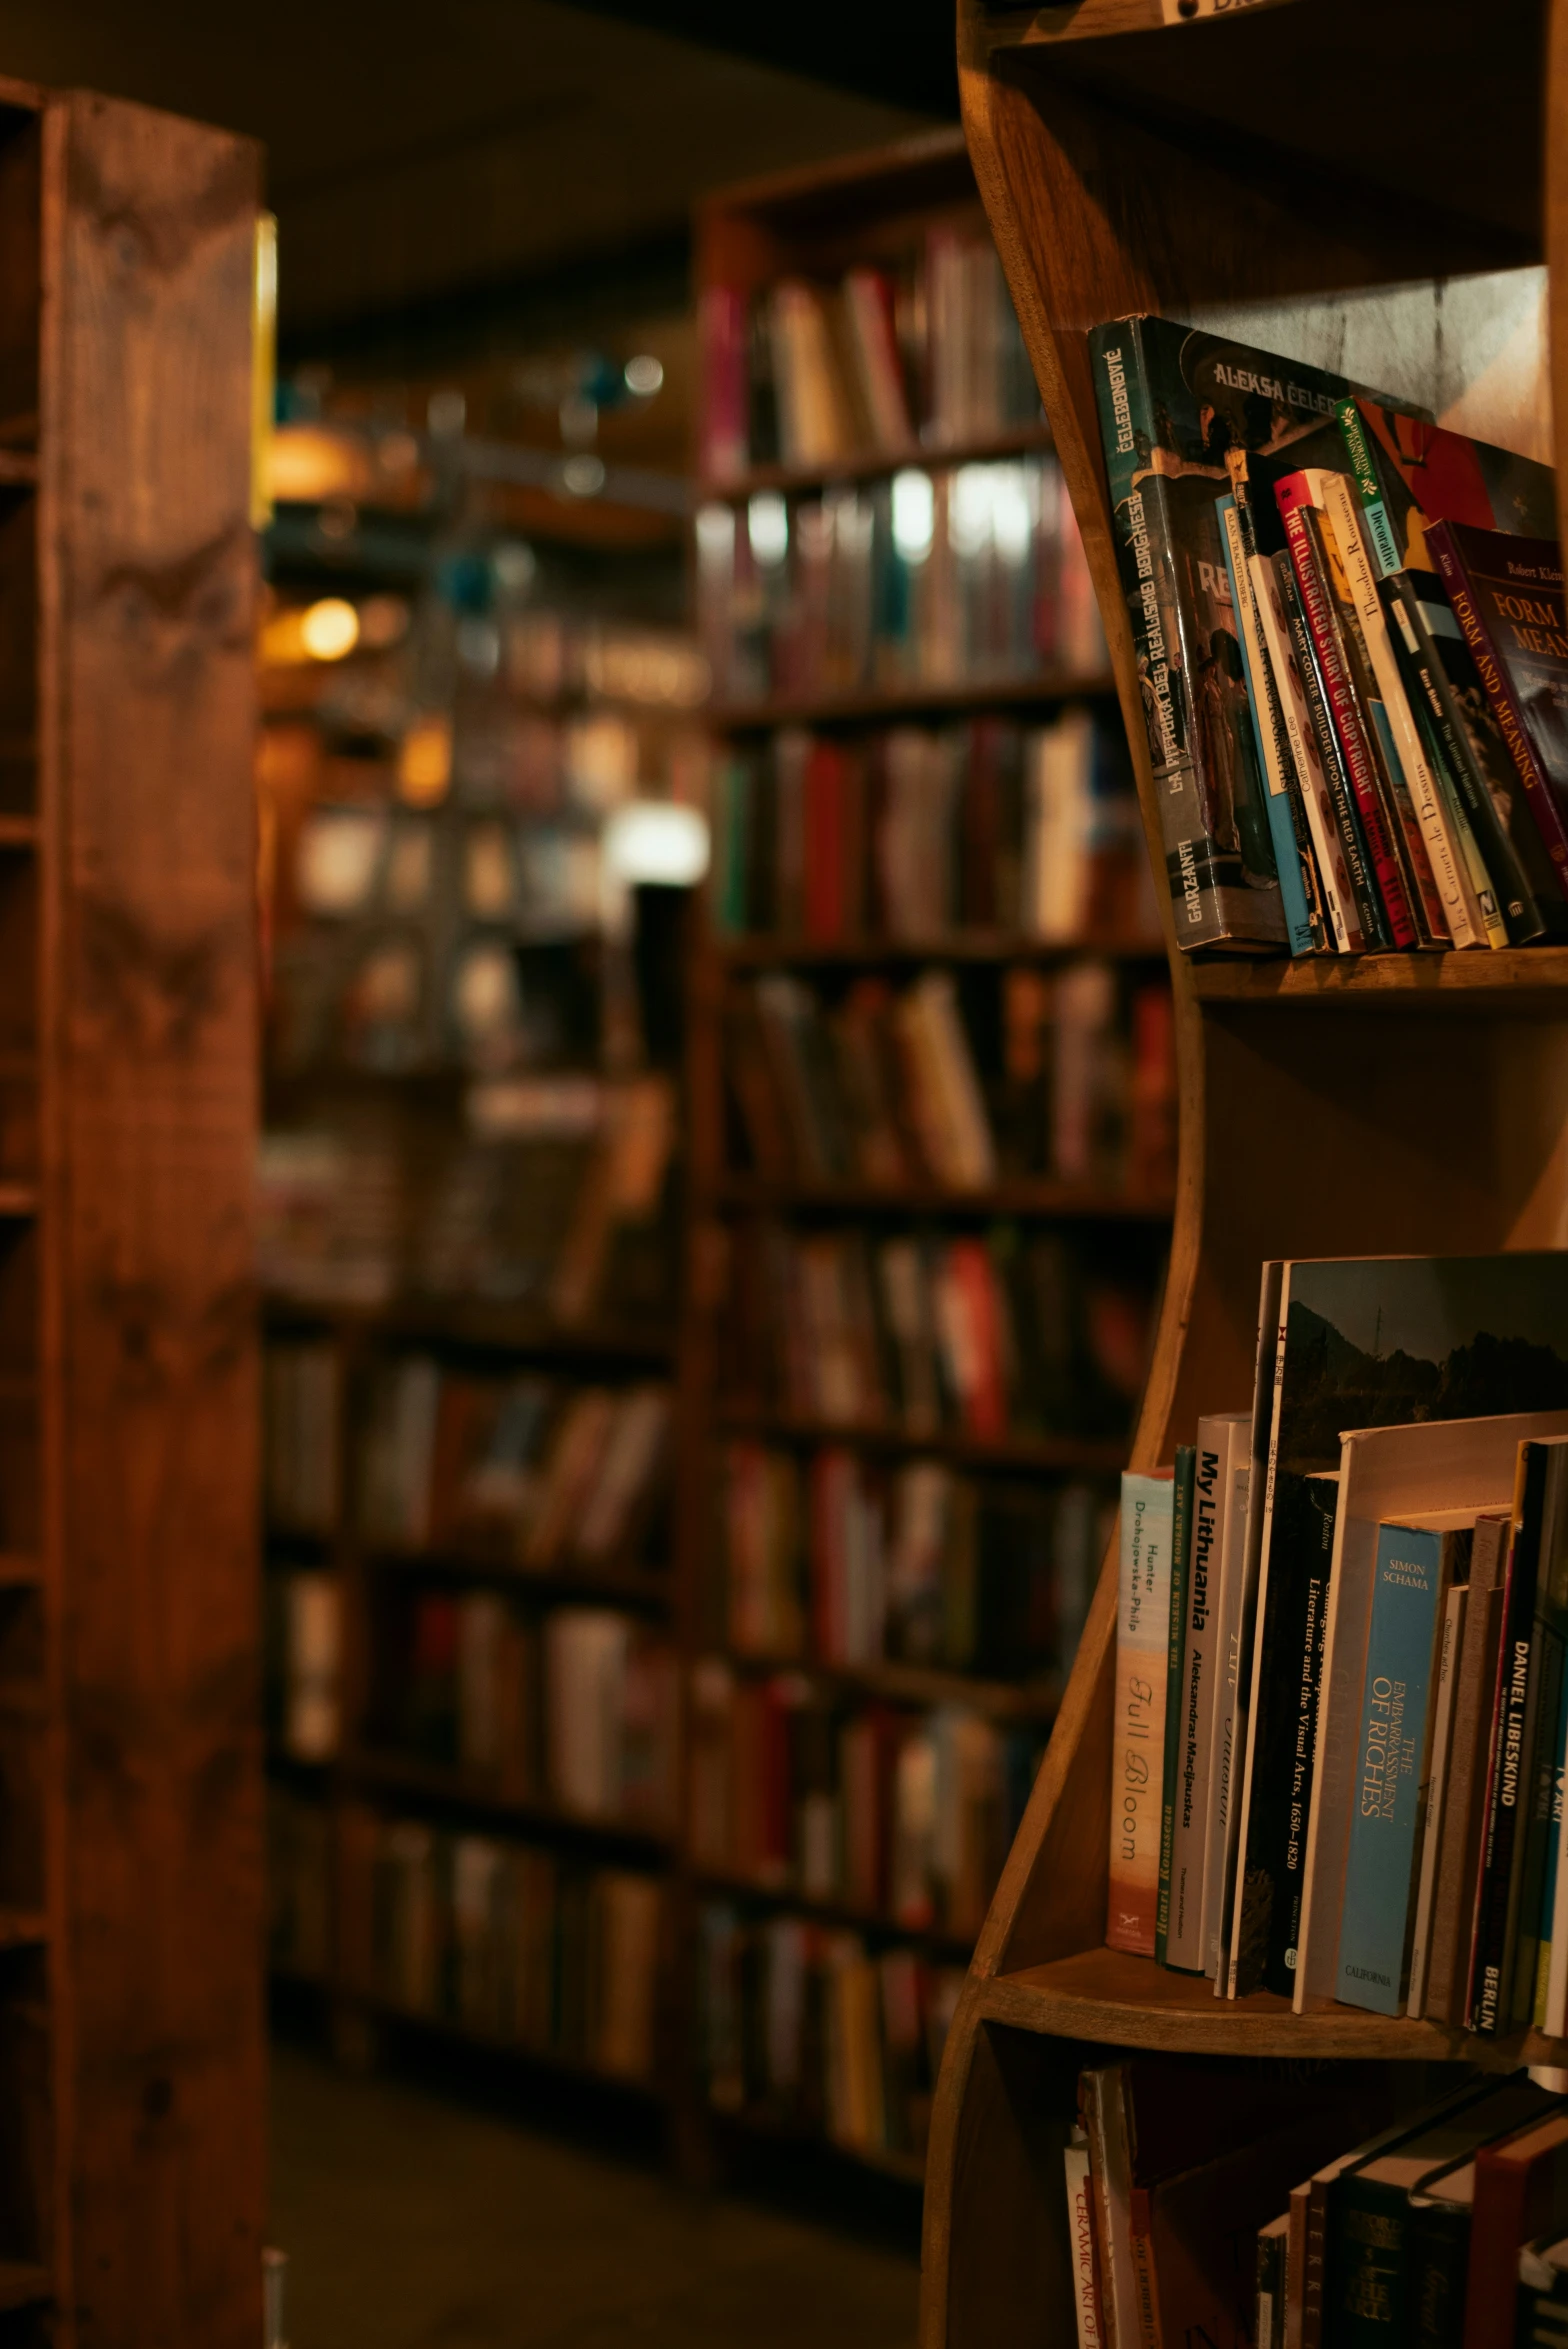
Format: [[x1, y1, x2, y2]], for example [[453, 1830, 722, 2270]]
[[269, 2045, 921, 2349]]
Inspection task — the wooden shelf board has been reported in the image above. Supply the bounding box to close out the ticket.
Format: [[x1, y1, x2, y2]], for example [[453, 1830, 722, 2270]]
[[1194, 948, 1568, 1010], [0, 1182, 39, 1216], [717, 1650, 1060, 1719], [364, 1544, 672, 1614], [981, 1945, 1555, 2067], [0, 1909, 47, 1951], [0, 2262, 50, 2314], [715, 1175, 1174, 1220], [0, 816, 37, 849], [710, 671, 1117, 731], [714, 931, 1165, 968], [694, 1872, 976, 1959], [715, 1408, 1128, 1475], [700, 425, 1054, 504], [346, 1750, 675, 1858], [0, 1554, 41, 1588], [261, 1292, 675, 1365]]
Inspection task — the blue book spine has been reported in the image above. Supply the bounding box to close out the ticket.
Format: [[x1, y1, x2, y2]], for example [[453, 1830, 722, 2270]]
[[1218, 494, 1313, 956], [1335, 1522, 1446, 2015]]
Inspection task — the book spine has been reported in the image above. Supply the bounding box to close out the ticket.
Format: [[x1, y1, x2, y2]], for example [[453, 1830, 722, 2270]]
[[1279, 557, 1385, 949], [1464, 2146, 1537, 2349], [1250, 550, 1358, 952], [1156, 1444, 1197, 1966], [1469, 1448, 1545, 2033], [1405, 2206, 1470, 2349], [1201, 1443, 1251, 1978], [1387, 572, 1548, 945], [1319, 471, 1482, 948], [1089, 321, 1281, 949], [1108, 1474, 1174, 1956], [1064, 2139, 1106, 2349], [1219, 496, 1317, 955], [1514, 1620, 1565, 2025], [1329, 2178, 1411, 2349], [1427, 518, 1568, 896], [1176, 1428, 1225, 1976], [1334, 1524, 1445, 2016], [1256, 2223, 1285, 2349], [1540, 1664, 1568, 2033], [1278, 485, 1417, 946], [1406, 1580, 1466, 2017], [1335, 398, 1401, 579]]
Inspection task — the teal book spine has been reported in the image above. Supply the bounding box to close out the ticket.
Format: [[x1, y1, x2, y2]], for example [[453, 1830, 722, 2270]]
[[715, 756, 750, 933], [1218, 493, 1313, 956], [1335, 1521, 1445, 2016], [1156, 1445, 1196, 1965]]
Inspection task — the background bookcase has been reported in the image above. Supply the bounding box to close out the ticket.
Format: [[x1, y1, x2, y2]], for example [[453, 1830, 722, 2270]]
[[0, 73, 263, 2349], [921, 3, 1568, 2345], [680, 133, 1175, 2185]]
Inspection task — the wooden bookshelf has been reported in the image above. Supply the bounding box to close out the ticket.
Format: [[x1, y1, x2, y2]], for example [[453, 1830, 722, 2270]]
[[0, 75, 265, 2349], [920, 5, 1568, 2344], [680, 132, 1175, 2191]]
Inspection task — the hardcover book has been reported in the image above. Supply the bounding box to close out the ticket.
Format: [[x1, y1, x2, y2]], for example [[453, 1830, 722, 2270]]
[[1229, 1254, 1568, 2001], [1090, 317, 1397, 950]]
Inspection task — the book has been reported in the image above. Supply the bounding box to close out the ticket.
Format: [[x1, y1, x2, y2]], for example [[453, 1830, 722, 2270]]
[[1426, 521, 1568, 900], [1421, 1510, 1514, 2024], [1292, 1408, 1568, 2016], [1155, 1443, 1197, 1967], [1256, 2213, 1288, 2349], [1248, 538, 1363, 952], [1229, 1254, 1568, 2003], [1332, 1517, 1454, 2014], [1338, 396, 1567, 943], [1405, 1575, 1467, 2016], [1080, 2064, 1140, 2349], [1515, 1452, 1568, 2027], [1065, 2129, 1108, 2349], [1518, 2233, 1568, 2349], [1196, 1411, 1252, 1981], [1465, 2110, 1568, 2349], [1218, 490, 1319, 955], [1540, 1661, 1568, 2033], [1108, 1470, 1175, 1958]]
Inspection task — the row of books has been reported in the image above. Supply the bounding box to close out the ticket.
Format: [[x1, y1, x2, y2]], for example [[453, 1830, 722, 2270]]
[[337, 1805, 663, 2082], [710, 710, 1158, 945], [725, 963, 1176, 1195], [688, 1665, 1039, 1939], [696, 1901, 966, 2165], [1097, 312, 1568, 954], [695, 457, 1104, 708], [358, 1359, 670, 1570], [718, 1443, 1108, 1682], [264, 1341, 340, 1536], [1066, 2057, 1568, 2349], [700, 230, 1040, 479], [1109, 1248, 1568, 2037], [720, 1221, 1156, 1444], [259, 1079, 677, 1320]]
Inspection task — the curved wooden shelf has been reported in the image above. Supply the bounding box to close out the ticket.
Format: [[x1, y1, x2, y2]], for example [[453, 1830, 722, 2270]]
[[716, 1176, 1173, 1220], [700, 424, 1055, 505], [715, 930, 1165, 967], [716, 1406, 1129, 1475], [921, 6, 1568, 2347], [709, 669, 1116, 731]]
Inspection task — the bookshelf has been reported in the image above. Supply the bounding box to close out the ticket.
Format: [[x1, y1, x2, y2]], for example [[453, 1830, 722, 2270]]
[[681, 132, 1175, 2184], [0, 76, 265, 2349], [921, 3, 1568, 2344]]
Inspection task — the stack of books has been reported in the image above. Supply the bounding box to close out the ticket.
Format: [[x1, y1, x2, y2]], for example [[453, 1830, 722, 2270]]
[[712, 709, 1156, 945], [720, 1221, 1158, 1446], [724, 962, 1176, 1195], [337, 1808, 664, 2082], [687, 1666, 1039, 1941], [1067, 2059, 1568, 2349], [699, 228, 1041, 480], [696, 455, 1104, 707], [1110, 1249, 1568, 2037], [696, 1901, 967, 2166], [1096, 314, 1568, 955], [719, 1443, 1106, 1684], [357, 1358, 671, 1572]]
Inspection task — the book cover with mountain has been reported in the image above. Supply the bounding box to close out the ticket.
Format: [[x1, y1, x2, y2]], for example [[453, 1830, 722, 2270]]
[[1231, 1252, 1568, 1999], [1089, 319, 1410, 952]]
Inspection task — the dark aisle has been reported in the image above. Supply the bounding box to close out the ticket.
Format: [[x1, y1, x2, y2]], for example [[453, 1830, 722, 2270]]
[[269, 2045, 920, 2349]]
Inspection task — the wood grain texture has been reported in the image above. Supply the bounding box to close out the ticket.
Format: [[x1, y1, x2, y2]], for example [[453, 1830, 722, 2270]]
[[921, 8, 1568, 2346], [41, 87, 264, 2349]]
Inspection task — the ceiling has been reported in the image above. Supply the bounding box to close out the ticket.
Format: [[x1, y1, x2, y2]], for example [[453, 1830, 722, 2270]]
[[0, 0, 938, 353]]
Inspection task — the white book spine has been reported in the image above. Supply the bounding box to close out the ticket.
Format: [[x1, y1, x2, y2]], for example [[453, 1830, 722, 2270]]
[[1063, 2142, 1104, 2349], [1407, 1579, 1468, 2016]]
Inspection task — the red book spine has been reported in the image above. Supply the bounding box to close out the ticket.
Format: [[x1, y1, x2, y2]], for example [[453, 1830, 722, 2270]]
[[804, 742, 845, 941], [1427, 519, 1568, 892], [952, 1240, 1007, 1442], [1278, 479, 1418, 947]]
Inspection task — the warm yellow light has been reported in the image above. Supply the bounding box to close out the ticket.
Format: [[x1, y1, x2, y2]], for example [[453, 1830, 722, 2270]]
[[299, 598, 360, 661], [397, 716, 452, 807]]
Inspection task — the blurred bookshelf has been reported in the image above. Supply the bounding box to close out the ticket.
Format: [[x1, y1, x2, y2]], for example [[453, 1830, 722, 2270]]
[[676, 131, 1177, 2186]]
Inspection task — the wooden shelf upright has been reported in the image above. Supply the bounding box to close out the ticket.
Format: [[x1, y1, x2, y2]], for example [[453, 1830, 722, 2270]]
[[923, 3, 1568, 2344], [0, 78, 263, 2349]]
